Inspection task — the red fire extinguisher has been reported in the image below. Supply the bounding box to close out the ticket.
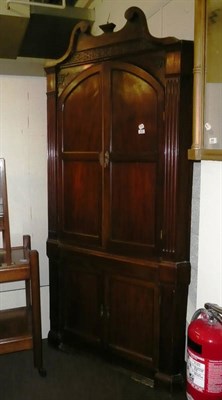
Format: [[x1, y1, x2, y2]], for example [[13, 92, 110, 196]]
[[186, 303, 222, 400]]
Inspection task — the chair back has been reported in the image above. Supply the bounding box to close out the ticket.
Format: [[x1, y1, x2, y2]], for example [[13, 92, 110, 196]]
[[0, 159, 11, 263]]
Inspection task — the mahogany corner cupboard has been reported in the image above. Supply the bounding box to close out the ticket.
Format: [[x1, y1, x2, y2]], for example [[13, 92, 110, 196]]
[[45, 7, 193, 390]]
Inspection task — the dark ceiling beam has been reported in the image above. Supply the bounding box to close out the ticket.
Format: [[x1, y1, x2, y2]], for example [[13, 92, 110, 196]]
[[0, 2, 95, 59]]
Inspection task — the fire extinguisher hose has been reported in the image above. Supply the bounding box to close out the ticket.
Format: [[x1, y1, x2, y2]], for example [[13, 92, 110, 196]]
[[204, 303, 222, 323]]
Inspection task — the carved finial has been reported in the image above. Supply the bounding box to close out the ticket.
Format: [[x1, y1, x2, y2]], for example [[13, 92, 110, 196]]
[[124, 6, 146, 24], [99, 23, 116, 33]]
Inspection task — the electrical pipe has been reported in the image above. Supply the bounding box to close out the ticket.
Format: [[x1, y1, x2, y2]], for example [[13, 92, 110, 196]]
[[7, 0, 66, 10]]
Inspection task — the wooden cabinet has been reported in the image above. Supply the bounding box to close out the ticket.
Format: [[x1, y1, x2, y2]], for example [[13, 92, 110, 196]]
[[45, 7, 193, 390]]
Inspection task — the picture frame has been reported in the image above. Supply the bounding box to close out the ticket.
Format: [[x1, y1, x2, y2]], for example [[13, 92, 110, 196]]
[[188, 0, 222, 160]]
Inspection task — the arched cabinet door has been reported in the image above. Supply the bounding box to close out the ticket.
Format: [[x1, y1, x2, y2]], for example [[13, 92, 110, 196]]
[[57, 65, 104, 247], [105, 62, 164, 257], [57, 61, 164, 256]]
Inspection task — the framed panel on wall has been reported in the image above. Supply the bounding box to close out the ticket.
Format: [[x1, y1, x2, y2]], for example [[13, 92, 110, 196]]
[[188, 0, 222, 160]]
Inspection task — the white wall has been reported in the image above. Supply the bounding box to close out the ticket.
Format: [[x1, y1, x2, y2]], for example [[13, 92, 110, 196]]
[[0, 0, 221, 339], [92, 0, 194, 40], [197, 161, 222, 308], [0, 75, 49, 338]]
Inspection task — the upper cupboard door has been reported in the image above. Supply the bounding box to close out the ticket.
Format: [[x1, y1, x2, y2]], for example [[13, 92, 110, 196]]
[[107, 62, 164, 257], [58, 65, 103, 246]]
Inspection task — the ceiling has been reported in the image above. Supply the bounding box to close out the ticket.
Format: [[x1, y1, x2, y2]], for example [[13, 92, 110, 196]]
[[0, 0, 95, 59]]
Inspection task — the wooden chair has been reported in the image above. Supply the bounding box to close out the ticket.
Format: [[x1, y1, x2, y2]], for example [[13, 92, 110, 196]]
[[0, 158, 46, 376]]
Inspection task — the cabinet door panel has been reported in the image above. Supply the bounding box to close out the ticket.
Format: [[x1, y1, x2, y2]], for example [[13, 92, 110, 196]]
[[62, 71, 102, 152], [111, 162, 156, 246], [63, 160, 101, 242], [106, 275, 159, 368], [63, 263, 102, 345], [111, 68, 161, 153]]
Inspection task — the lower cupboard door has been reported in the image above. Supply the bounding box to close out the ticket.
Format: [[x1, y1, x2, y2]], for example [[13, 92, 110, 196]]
[[106, 275, 159, 369], [63, 265, 103, 346]]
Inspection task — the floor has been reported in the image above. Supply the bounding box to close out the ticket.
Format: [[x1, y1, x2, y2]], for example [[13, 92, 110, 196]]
[[0, 340, 188, 400]]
